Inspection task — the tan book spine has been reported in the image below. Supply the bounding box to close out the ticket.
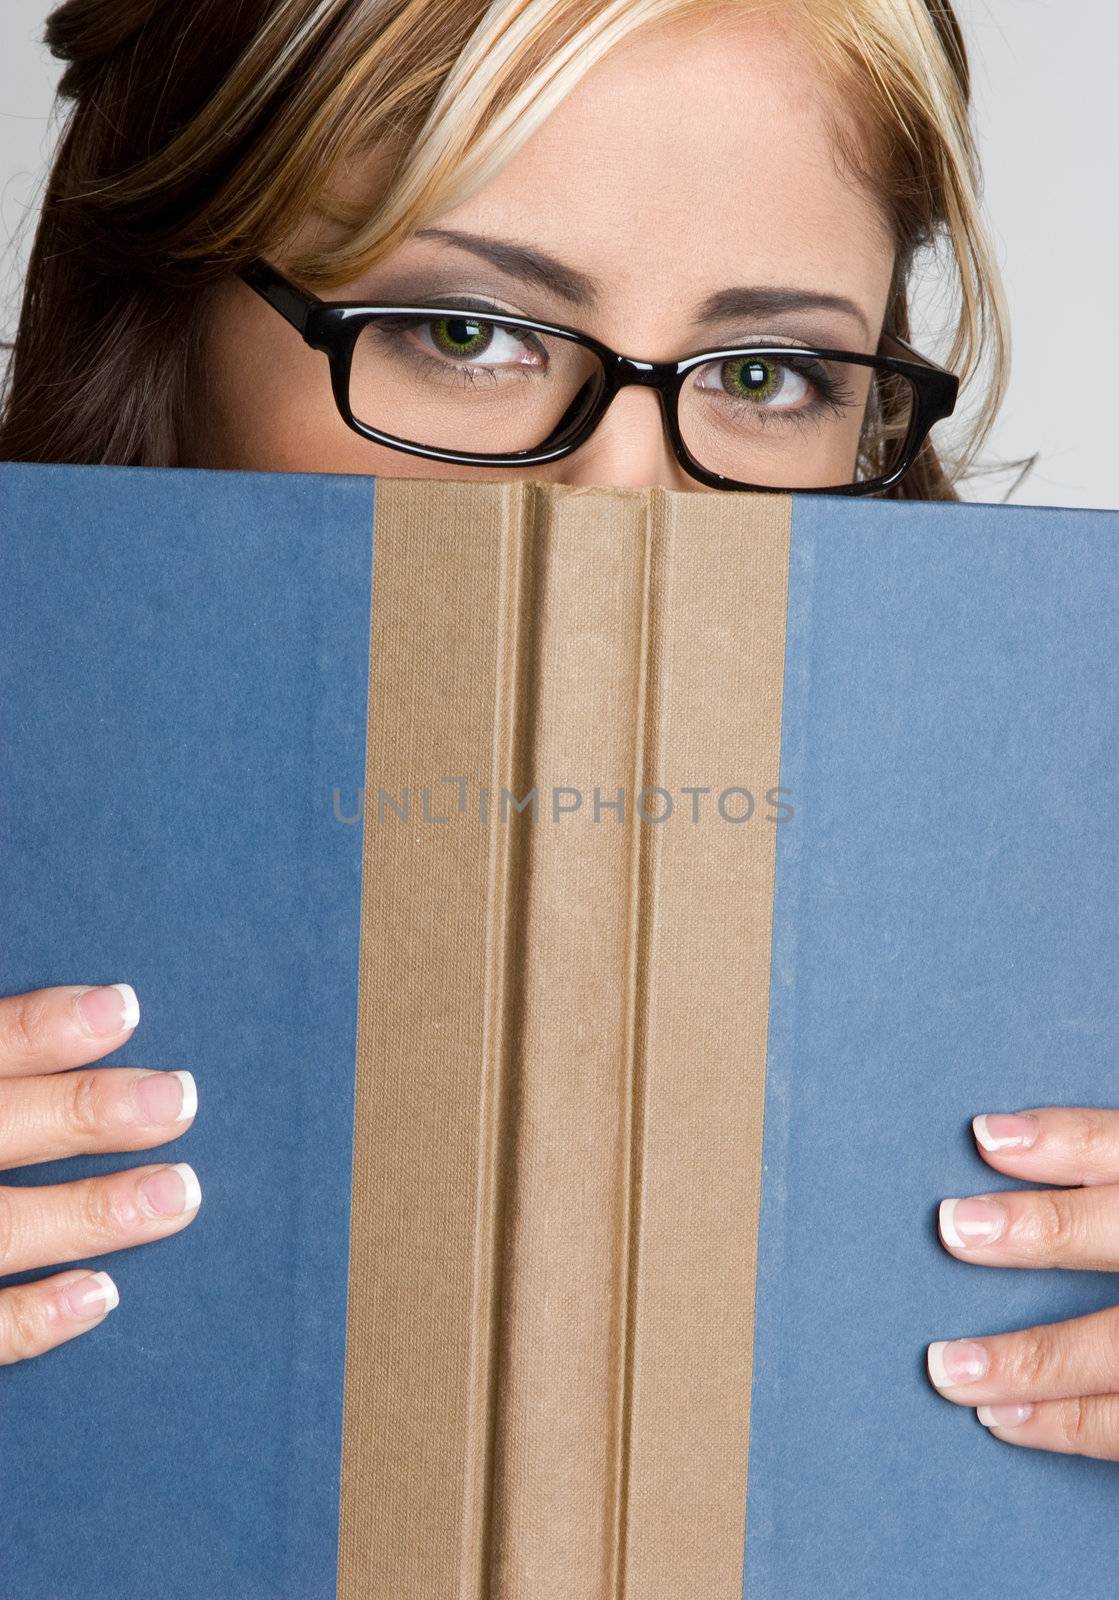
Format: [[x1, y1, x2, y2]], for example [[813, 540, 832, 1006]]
[[337, 479, 791, 1600]]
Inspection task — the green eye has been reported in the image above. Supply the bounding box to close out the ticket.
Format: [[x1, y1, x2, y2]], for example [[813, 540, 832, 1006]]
[[430, 316, 492, 358], [724, 357, 780, 401]]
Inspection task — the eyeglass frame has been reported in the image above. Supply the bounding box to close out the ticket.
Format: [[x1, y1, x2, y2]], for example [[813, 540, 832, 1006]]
[[238, 256, 960, 496]]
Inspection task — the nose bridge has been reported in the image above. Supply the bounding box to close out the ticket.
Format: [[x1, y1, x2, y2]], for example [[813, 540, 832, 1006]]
[[608, 353, 671, 390], [554, 352, 695, 491]]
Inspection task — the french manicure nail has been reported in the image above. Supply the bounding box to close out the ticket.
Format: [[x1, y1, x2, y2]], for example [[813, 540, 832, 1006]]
[[974, 1113, 1039, 1152], [928, 1339, 989, 1388], [61, 1271, 119, 1320], [129, 1070, 197, 1125], [77, 983, 140, 1037], [138, 1163, 202, 1218], [977, 1403, 1034, 1428], [940, 1195, 1007, 1248]]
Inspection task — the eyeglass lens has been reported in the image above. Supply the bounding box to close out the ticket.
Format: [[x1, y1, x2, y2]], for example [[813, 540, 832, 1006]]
[[347, 312, 917, 489]]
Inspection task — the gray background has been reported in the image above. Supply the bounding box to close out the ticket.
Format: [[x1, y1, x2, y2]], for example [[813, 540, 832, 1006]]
[[1, 0, 1115, 508]]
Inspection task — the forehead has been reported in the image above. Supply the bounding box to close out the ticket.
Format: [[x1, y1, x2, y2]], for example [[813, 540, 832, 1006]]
[[430, 10, 894, 310]]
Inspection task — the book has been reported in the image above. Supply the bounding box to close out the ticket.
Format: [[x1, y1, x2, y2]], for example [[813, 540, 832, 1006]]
[[0, 460, 1117, 1599]]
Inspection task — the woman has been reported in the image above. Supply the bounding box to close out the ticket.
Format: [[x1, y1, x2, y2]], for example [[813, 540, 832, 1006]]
[[2, 0, 1117, 1466]]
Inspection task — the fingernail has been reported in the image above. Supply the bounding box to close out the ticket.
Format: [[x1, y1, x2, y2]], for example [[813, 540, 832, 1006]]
[[76, 983, 140, 1037], [977, 1403, 1034, 1429], [940, 1195, 1007, 1248], [974, 1113, 1039, 1152], [138, 1162, 202, 1218], [129, 1070, 197, 1125], [61, 1271, 119, 1320], [928, 1339, 989, 1388]]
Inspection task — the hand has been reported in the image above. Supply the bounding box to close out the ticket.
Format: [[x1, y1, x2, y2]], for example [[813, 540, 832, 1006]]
[[927, 1107, 1119, 1459], [0, 983, 200, 1365]]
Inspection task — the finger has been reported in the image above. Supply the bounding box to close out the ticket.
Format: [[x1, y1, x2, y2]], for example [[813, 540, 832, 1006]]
[[0, 1268, 120, 1366], [0, 1067, 197, 1171], [0, 1162, 202, 1276], [972, 1106, 1119, 1187], [0, 984, 141, 1077], [937, 1181, 1119, 1271], [927, 1302, 1119, 1407], [974, 1393, 1119, 1462]]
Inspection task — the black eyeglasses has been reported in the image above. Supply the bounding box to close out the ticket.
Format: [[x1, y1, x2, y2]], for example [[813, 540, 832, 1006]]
[[238, 257, 959, 496]]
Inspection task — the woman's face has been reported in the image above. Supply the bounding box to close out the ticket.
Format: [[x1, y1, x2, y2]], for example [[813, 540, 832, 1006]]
[[186, 11, 895, 490]]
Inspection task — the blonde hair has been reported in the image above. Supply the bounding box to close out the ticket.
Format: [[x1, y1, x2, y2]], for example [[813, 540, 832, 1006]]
[[1, 0, 1008, 497]]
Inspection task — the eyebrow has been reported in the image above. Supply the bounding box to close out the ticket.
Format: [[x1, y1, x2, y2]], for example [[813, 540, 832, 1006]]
[[411, 225, 871, 339], [691, 285, 872, 341], [413, 226, 603, 307]]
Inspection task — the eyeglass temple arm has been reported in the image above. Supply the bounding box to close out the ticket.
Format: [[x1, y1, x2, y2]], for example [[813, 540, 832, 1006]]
[[239, 259, 318, 340], [878, 328, 953, 377]]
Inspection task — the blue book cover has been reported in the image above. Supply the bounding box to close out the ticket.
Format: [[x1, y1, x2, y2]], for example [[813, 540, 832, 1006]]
[[0, 460, 1117, 1598]]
